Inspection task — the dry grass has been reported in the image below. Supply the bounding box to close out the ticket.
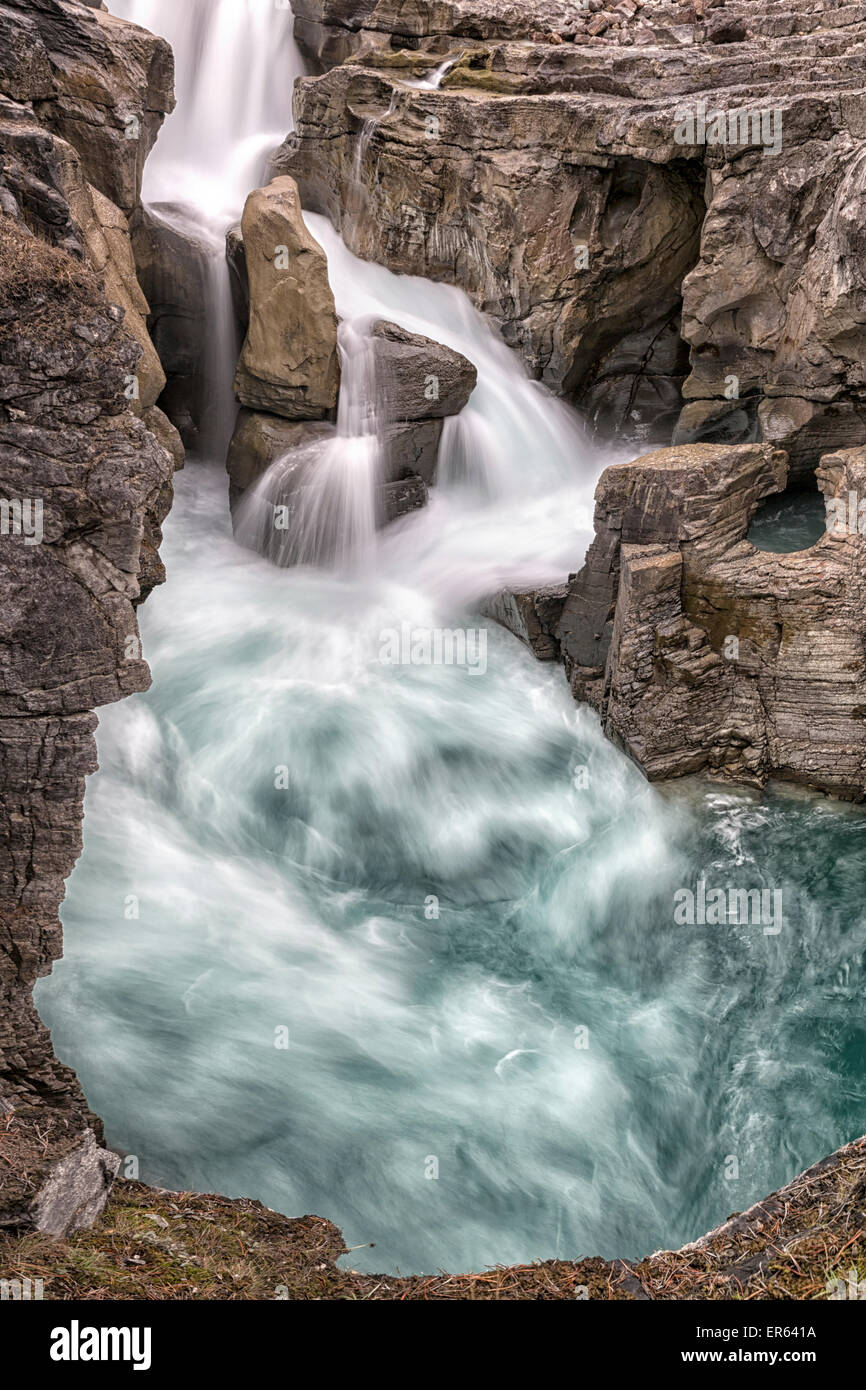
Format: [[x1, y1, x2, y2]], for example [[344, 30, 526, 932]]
[[1, 1136, 863, 1301], [0, 217, 97, 308]]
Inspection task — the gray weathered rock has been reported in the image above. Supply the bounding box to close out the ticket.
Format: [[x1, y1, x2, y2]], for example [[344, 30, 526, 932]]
[[0, 0, 174, 214], [0, 0, 177, 1235], [370, 319, 476, 420], [370, 319, 476, 482], [32, 1130, 122, 1239]]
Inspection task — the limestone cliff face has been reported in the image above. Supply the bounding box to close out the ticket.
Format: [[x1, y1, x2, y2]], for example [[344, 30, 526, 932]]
[[0, 0, 178, 1234], [276, 0, 866, 466]]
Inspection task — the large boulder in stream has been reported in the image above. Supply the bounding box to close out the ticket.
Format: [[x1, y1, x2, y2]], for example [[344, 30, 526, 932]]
[[226, 409, 335, 503], [233, 176, 340, 420], [370, 320, 476, 420], [370, 319, 476, 483]]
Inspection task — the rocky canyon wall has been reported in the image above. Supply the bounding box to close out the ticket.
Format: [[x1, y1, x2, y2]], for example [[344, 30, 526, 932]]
[[1, 0, 865, 1288], [0, 0, 178, 1234], [277, 0, 866, 466]]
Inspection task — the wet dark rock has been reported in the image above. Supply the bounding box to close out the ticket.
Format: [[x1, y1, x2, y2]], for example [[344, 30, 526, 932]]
[[131, 203, 213, 447], [379, 472, 428, 522], [226, 221, 250, 332]]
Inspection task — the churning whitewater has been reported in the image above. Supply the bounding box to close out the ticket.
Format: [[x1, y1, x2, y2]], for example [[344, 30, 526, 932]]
[[36, 0, 866, 1275]]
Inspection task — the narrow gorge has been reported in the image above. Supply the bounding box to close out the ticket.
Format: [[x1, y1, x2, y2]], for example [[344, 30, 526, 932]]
[[1, 0, 865, 1313]]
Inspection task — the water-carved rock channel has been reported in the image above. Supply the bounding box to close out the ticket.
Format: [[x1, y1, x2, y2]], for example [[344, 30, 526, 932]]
[[2, 0, 865, 1303]]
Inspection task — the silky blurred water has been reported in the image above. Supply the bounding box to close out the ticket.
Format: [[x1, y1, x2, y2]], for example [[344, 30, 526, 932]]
[[37, 458, 866, 1274], [748, 487, 827, 554]]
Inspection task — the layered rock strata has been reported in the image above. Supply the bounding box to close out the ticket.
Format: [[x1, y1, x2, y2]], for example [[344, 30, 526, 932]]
[[496, 440, 866, 797]]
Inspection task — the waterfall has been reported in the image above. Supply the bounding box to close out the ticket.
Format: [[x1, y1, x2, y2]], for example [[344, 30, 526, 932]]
[[112, 0, 302, 218], [406, 56, 463, 90], [235, 207, 605, 572], [39, 0, 866, 1281], [111, 0, 304, 456], [234, 321, 381, 568]]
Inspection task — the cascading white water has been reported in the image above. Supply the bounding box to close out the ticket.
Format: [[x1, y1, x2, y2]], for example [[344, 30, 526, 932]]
[[234, 226, 605, 573], [112, 0, 303, 218], [36, 0, 866, 1278], [111, 0, 304, 454], [236, 210, 607, 572], [236, 320, 382, 568], [406, 56, 463, 90]]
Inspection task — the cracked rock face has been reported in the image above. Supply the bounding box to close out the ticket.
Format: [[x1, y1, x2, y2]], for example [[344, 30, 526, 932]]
[[277, 0, 866, 466], [0, 0, 177, 1235]]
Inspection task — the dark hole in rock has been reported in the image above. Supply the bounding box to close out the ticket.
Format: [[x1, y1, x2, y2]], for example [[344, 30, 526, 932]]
[[748, 477, 826, 554]]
